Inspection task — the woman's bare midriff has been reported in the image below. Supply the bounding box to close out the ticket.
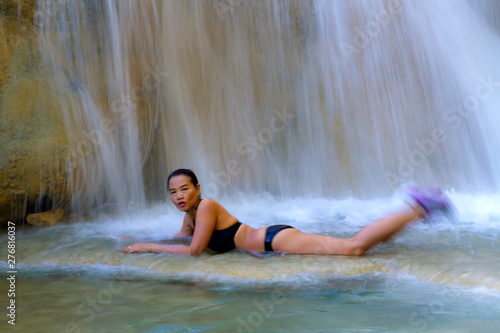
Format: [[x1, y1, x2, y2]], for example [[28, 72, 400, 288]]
[[234, 223, 267, 252], [209, 200, 267, 252]]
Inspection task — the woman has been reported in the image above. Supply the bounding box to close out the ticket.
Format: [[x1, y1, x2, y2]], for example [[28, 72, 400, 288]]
[[122, 169, 454, 256]]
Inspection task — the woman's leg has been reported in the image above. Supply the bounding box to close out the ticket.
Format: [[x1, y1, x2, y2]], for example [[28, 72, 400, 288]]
[[270, 205, 424, 255]]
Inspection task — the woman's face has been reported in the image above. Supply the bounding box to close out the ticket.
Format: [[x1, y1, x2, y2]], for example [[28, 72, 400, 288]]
[[168, 175, 200, 212]]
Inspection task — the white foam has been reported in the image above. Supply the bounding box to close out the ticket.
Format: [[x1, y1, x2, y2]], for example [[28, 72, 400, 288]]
[[65, 190, 500, 241]]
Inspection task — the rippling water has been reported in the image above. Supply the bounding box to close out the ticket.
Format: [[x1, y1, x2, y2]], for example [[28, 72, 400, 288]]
[[1, 191, 499, 332], [3, 0, 499, 331]]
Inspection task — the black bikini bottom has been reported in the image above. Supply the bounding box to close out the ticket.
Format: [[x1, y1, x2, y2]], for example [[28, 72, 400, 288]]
[[265, 224, 294, 251]]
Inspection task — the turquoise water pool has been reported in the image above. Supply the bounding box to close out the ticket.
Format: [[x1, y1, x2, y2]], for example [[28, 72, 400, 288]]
[[1, 194, 499, 332]]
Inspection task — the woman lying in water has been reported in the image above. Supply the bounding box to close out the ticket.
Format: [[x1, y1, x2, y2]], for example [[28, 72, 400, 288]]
[[122, 168, 454, 256]]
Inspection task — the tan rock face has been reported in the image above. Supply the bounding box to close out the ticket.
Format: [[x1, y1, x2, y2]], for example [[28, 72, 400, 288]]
[[1, 1, 71, 226], [2, 1, 316, 225], [26, 208, 64, 227]]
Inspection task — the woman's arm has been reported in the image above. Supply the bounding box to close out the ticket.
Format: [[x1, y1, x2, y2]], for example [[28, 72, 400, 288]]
[[175, 214, 194, 238], [121, 242, 191, 255], [187, 199, 217, 255], [121, 215, 194, 254], [121, 200, 218, 256]]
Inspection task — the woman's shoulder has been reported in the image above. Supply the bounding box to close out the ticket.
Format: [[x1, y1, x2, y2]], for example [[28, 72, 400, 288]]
[[198, 198, 219, 209], [197, 198, 223, 218], [198, 198, 237, 225]]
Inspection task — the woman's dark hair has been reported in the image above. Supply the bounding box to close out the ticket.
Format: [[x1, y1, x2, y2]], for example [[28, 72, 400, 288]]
[[167, 169, 199, 189]]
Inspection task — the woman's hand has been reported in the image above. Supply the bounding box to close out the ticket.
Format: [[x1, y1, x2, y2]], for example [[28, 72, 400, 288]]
[[121, 242, 151, 254]]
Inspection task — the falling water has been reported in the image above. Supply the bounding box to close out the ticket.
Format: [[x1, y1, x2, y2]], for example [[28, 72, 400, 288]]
[[3, 2, 498, 331], [38, 0, 500, 212]]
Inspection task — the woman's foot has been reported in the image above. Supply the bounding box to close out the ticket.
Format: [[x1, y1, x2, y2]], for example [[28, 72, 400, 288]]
[[404, 186, 456, 222]]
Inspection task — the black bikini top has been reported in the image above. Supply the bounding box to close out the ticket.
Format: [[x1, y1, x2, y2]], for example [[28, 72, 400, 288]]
[[193, 200, 242, 253], [193, 219, 242, 253]]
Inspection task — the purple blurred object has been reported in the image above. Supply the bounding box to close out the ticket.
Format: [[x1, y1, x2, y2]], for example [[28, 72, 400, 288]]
[[404, 186, 457, 222]]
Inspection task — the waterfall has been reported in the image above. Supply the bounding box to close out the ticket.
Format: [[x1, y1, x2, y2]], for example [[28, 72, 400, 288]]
[[38, 0, 161, 213], [37, 0, 500, 215]]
